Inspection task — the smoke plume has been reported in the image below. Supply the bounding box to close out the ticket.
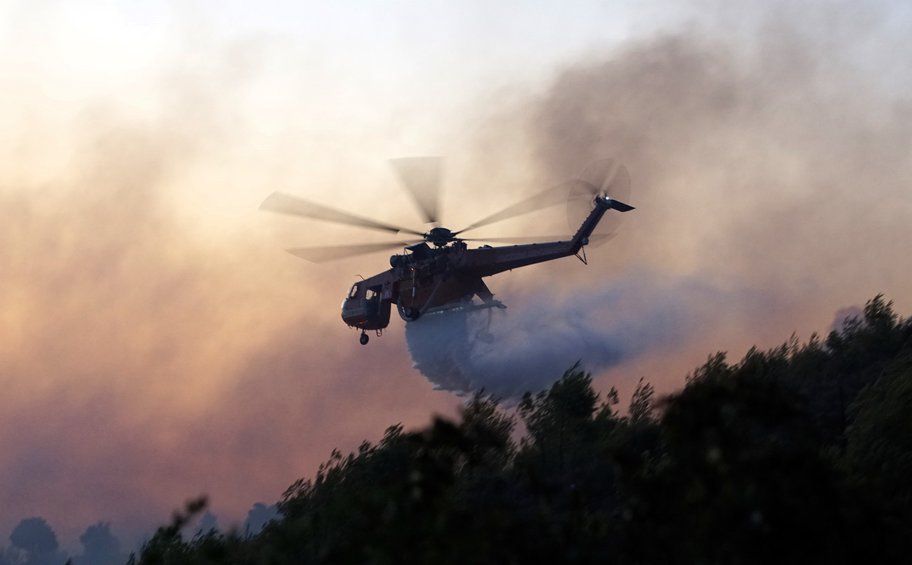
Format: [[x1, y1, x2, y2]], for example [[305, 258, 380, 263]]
[[408, 0, 912, 397], [407, 272, 765, 399]]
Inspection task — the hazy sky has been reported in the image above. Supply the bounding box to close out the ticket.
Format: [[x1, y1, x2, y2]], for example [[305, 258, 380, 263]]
[[2, 0, 911, 551]]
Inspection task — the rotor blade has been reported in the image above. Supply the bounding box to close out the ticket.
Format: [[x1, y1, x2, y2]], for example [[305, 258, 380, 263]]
[[462, 233, 614, 245], [568, 160, 632, 234], [456, 179, 589, 235], [585, 233, 616, 247], [260, 192, 425, 236], [285, 240, 420, 263], [462, 235, 572, 243], [389, 157, 443, 224], [578, 159, 630, 201]]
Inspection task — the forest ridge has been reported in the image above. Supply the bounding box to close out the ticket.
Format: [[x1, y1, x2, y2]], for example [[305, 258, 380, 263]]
[[133, 295, 912, 564]]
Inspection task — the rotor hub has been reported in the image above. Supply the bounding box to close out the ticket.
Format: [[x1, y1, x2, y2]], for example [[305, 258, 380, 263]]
[[427, 226, 455, 247]]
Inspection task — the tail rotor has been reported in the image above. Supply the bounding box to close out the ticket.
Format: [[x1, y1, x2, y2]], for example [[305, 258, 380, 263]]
[[567, 159, 632, 243]]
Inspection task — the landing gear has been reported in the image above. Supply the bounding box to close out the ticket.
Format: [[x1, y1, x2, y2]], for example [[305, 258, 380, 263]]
[[359, 332, 369, 345]]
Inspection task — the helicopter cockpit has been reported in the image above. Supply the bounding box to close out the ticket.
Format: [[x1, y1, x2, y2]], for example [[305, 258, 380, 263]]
[[341, 280, 392, 343]]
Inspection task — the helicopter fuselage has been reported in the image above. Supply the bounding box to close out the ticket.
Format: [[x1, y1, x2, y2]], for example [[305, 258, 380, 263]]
[[341, 195, 630, 339]]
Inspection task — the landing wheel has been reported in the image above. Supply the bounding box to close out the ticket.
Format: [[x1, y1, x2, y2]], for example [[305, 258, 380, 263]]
[[359, 332, 369, 345]]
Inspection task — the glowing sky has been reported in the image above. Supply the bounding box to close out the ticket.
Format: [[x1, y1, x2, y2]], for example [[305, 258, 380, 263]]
[[2, 0, 912, 551]]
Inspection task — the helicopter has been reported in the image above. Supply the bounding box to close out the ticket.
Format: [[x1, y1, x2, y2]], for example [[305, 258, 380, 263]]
[[261, 158, 634, 345]]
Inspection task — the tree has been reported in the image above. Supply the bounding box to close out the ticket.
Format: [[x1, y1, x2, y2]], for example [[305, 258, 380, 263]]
[[130, 496, 208, 565], [130, 294, 912, 564], [518, 363, 600, 476], [73, 523, 123, 565], [627, 377, 655, 425], [845, 357, 912, 560], [8, 518, 65, 565], [636, 369, 847, 563]]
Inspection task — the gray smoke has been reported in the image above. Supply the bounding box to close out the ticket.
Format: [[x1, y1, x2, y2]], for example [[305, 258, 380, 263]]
[[406, 0, 912, 400], [406, 270, 761, 399]]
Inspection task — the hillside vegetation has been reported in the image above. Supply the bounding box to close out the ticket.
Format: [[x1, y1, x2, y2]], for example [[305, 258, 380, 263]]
[[134, 295, 912, 564]]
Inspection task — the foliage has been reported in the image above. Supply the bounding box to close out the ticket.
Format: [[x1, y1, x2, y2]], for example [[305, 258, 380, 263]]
[[131, 294, 912, 564], [4, 517, 66, 565]]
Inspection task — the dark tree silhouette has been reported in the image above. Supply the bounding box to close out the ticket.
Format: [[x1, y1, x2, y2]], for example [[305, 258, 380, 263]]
[[10, 518, 58, 556], [130, 294, 912, 565], [73, 522, 123, 565]]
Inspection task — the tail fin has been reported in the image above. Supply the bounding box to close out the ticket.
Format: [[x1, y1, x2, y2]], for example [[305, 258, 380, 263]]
[[606, 198, 635, 212]]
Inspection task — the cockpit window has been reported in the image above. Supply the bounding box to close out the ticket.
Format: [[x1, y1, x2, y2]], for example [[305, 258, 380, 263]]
[[348, 284, 360, 299], [366, 288, 379, 301]]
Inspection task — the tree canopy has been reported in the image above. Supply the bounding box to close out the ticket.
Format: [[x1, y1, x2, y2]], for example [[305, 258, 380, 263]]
[[132, 295, 912, 564]]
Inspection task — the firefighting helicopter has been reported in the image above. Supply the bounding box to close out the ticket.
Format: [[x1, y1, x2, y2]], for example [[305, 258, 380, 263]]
[[261, 158, 634, 345]]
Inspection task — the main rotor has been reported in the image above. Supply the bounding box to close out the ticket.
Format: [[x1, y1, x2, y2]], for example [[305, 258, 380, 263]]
[[259, 157, 631, 262]]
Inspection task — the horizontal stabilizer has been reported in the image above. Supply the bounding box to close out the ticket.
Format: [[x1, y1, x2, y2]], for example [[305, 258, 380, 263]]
[[607, 198, 635, 212]]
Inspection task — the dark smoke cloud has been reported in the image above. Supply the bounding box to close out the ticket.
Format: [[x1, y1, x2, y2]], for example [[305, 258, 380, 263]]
[[521, 4, 912, 299], [410, 0, 912, 396]]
